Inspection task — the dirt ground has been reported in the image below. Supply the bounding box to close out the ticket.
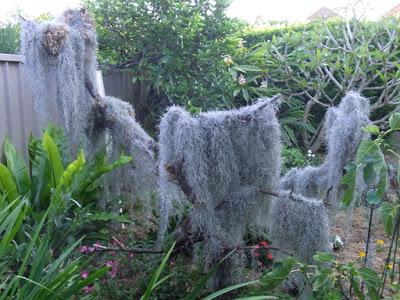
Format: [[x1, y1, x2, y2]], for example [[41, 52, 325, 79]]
[[334, 207, 397, 297], [334, 207, 389, 269]]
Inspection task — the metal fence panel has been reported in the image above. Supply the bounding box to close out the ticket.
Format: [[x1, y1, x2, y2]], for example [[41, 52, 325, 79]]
[[0, 54, 37, 155], [0, 53, 139, 154]]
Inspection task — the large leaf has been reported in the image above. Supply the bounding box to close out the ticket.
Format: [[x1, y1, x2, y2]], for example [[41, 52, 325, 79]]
[[72, 153, 132, 198], [57, 150, 86, 192], [203, 280, 259, 300], [0, 199, 26, 258], [380, 202, 398, 235], [183, 249, 236, 300], [389, 112, 400, 131], [356, 140, 387, 201], [29, 136, 51, 209], [140, 242, 176, 300], [3, 137, 30, 195], [45, 124, 71, 165], [341, 162, 357, 207], [42, 132, 64, 187], [0, 163, 19, 202], [358, 267, 380, 299], [259, 257, 297, 291]]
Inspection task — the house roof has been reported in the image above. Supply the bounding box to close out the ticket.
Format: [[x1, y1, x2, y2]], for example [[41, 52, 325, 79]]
[[307, 7, 339, 21], [385, 3, 400, 16]]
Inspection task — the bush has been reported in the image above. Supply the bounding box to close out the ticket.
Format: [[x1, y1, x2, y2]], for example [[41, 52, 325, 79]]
[[86, 0, 242, 109], [281, 146, 320, 174], [233, 19, 400, 149], [0, 125, 130, 298], [0, 22, 19, 54]]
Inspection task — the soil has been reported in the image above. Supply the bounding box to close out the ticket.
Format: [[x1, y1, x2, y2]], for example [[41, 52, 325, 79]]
[[334, 207, 397, 297], [334, 207, 389, 270]]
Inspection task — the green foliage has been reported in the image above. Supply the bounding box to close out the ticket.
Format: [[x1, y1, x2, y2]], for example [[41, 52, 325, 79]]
[[0, 125, 132, 299], [85, 0, 241, 110], [340, 113, 400, 208], [259, 258, 297, 291], [281, 146, 320, 174], [201, 254, 380, 299], [140, 242, 175, 300], [0, 199, 107, 299], [0, 125, 131, 250], [0, 22, 19, 54]]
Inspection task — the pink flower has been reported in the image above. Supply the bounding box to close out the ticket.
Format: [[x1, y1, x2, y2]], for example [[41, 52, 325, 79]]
[[106, 260, 118, 278], [106, 260, 115, 268], [80, 245, 96, 254], [83, 284, 95, 294], [81, 271, 89, 279]]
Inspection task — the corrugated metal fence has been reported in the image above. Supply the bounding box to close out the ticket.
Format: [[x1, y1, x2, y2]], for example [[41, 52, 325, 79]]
[[0, 54, 142, 153], [0, 54, 37, 154]]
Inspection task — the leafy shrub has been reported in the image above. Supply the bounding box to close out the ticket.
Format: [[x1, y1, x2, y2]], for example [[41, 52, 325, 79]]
[[0, 22, 19, 54], [85, 0, 241, 108], [281, 146, 319, 174], [234, 19, 400, 148], [0, 125, 132, 299]]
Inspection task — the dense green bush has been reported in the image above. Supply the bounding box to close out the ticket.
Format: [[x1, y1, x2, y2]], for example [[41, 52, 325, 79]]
[[85, 0, 243, 109], [0, 126, 130, 298], [233, 19, 400, 148], [0, 22, 19, 54]]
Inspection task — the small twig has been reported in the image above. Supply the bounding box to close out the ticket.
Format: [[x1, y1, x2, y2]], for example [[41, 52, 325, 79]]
[[87, 244, 293, 256]]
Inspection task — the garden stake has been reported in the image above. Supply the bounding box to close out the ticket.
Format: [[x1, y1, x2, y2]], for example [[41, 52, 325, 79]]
[[360, 186, 383, 292], [362, 186, 383, 267], [363, 207, 375, 267], [380, 207, 400, 296], [391, 227, 399, 283]]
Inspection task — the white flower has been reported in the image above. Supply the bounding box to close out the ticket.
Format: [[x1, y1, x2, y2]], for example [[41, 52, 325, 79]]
[[260, 80, 268, 88], [238, 74, 246, 85]]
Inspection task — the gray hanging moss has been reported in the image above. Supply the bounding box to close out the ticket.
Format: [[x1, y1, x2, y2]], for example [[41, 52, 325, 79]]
[[101, 96, 158, 218], [271, 92, 371, 293], [269, 193, 331, 263], [158, 98, 281, 288], [324, 92, 371, 208], [21, 9, 99, 150], [21, 9, 157, 219], [280, 92, 370, 207]]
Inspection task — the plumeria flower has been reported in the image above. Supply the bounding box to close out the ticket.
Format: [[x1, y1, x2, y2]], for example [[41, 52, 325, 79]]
[[223, 55, 233, 66], [238, 74, 246, 85], [260, 80, 268, 88]]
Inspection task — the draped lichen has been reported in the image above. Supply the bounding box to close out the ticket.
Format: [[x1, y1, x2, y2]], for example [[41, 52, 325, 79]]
[[158, 99, 281, 288], [21, 9, 157, 218], [280, 92, 370, 210]]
